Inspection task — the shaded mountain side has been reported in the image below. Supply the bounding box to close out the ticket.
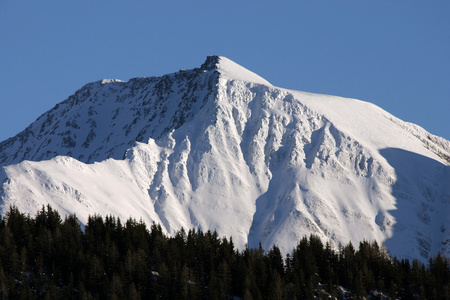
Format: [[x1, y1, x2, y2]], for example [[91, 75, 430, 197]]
[[0, 58, 220, 165], [380, 148, 450, 258]]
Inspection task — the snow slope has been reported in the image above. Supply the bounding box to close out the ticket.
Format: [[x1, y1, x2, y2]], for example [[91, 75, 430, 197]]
[[1, 56, 449, 261]]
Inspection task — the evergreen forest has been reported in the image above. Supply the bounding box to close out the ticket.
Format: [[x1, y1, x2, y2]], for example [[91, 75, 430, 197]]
[[0, 205, 449, 299]]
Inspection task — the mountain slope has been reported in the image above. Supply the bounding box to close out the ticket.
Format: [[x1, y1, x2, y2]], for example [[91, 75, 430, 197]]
[[1, 56, 449, 261], [0, 56, 222, 165]]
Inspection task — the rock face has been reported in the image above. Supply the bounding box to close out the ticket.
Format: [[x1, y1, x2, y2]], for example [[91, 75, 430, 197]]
[[1, 56, 449, 261]]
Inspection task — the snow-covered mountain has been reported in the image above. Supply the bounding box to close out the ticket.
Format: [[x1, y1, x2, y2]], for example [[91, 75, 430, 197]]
[[1, 56, 449, 261]]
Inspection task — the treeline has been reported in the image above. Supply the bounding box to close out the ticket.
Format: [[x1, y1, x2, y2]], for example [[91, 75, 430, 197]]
[[0, 205, 449, 299]]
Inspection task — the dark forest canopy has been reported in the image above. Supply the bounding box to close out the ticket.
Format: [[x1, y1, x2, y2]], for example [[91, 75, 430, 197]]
[[0, 205, 449, 299]]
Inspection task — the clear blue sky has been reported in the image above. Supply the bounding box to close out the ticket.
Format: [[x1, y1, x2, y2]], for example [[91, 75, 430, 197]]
[[1, 1, 449, 142]]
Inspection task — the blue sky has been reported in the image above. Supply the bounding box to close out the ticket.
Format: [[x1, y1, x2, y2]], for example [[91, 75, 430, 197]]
[[1, 1, 449, 142]]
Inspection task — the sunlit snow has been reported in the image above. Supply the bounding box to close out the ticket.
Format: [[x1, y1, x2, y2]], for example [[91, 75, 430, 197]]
[[1, 56, 449, 262]]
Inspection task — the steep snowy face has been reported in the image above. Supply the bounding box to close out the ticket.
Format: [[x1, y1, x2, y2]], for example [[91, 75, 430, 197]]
[[211, 80, 450, 260], [1, 56, 449, 261]]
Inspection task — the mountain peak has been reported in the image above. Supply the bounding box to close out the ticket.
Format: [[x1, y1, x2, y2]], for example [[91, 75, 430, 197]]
[[1, 56, 449, 262], [201, 55, 272, 86], [200, 55, 221, 71]]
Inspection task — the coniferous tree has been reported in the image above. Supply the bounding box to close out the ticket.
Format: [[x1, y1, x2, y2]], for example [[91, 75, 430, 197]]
[[0, 205, 449, 299]]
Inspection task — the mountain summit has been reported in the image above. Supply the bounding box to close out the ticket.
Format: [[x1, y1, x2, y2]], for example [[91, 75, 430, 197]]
[[202, 55, 272, 86], [1, 56, 449, 261]]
